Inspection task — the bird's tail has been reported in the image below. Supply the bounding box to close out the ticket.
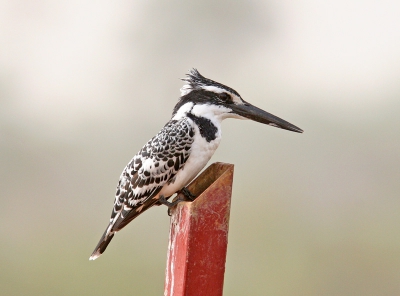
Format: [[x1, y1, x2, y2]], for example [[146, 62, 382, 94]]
[[89, 225, 115, 260], [89, 199, 160, 260]]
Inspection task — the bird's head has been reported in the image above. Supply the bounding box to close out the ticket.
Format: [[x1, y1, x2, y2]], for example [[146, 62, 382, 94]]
[[172, 69, 303, 133]]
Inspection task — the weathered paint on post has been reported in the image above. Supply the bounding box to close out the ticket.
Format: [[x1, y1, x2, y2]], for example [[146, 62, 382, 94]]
[[164, 162, 234, 296]]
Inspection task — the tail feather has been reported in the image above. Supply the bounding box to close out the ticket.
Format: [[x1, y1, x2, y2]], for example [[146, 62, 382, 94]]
[[89, 198, 161, 260], [89, 226, 115, 260]]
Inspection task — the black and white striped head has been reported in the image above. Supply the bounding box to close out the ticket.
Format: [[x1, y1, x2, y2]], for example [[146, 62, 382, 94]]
[[173, 69, 303, 133]]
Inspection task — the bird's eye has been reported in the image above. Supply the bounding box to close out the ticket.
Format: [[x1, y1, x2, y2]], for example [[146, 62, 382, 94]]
[[218, 93, 232, 103]]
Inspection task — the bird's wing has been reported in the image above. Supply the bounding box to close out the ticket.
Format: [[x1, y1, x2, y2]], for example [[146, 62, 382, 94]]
[[90, 118, 194, 260], [109, 118, 194, 232]]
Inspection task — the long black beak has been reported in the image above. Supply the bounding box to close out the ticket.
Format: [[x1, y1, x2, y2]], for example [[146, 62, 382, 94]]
[[230, 102, 303, 133]]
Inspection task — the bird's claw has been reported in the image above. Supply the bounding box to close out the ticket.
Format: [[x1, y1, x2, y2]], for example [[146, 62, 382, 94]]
[[159, 187, 196, 216], [179, 187, 196, 201], [159, 194, 186, 216]]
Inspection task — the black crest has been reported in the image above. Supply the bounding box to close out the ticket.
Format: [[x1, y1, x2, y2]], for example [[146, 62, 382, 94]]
[[181, 69, 241, 98]]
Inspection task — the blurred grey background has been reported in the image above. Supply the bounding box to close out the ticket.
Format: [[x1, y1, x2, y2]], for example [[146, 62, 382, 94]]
[[1, 1, 400, 295]]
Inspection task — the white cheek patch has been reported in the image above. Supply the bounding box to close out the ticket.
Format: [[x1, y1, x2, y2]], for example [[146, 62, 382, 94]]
[[191, 104, 233, 118], [172, 102, 194, 120]]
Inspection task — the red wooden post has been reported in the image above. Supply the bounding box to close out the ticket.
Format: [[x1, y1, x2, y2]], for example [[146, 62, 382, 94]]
[[164, 162, 234, 296]]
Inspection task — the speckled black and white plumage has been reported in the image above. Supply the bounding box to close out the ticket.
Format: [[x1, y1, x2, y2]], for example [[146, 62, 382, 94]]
[[90, 69, 303, 260], [112, 118, 193, 226], [90, 119, 194, 259]]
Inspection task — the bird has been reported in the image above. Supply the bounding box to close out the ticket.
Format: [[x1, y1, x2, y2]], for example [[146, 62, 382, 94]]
[[89, 69, 303, 260]]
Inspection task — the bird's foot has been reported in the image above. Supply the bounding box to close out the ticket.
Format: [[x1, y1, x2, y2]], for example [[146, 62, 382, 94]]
[[159, 188, 196, 216], [158, 194, 184, 208], [159, 195, 186, 216], [178, 187, 196, 201]]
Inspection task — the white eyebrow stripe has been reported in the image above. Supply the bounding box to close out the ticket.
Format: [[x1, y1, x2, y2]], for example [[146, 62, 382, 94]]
[[231, 94, 245, 105], [201, 86, 245, 105], [180, 80, 245, 105], [200, 85, 226, 93]]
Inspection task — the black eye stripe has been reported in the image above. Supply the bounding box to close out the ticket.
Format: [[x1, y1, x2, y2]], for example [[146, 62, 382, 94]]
[[218, 93, 232, 102]]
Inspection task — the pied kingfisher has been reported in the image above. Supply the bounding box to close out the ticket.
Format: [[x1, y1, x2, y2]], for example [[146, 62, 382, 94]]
[[89, 69, 303, 260]]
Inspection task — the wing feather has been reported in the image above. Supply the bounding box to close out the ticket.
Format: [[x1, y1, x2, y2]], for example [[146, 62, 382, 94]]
[[90, 118, 195, 259], [109, 118, 194, 232]]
